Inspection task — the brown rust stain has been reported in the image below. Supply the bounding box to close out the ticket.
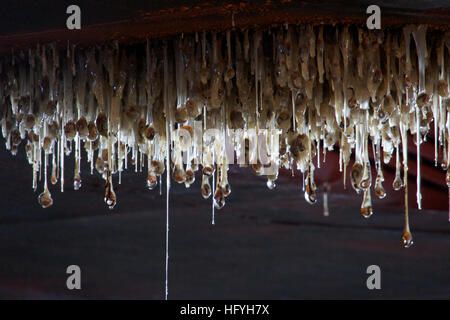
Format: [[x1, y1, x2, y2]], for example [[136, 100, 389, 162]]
[[0, 1, 448, 54]]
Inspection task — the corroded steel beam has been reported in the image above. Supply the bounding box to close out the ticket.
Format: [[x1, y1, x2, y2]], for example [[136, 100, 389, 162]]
[[0, 1, 449, 54]]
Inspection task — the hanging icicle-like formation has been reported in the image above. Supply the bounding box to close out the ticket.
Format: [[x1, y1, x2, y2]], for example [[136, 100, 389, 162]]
[[0, 25, 449, 247]]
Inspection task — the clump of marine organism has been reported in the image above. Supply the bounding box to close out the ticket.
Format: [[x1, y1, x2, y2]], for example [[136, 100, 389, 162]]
[[0, 25, 449, 248]]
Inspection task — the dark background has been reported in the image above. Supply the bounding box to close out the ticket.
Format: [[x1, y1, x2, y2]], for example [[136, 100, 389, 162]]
[[0, 139, 449, 299]]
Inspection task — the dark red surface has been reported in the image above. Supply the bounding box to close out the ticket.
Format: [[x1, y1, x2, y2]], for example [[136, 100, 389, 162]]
[[0, 1, 449, 54]]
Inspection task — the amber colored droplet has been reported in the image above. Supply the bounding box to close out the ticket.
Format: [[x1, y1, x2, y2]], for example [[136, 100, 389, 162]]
[[251, 163, 263, 176], [201, 178, 212, 199], [173, 165, 186, 183], [361, 189, 373, 218], [202, 165, 214, 177], [76, 117, 89, 138], [191, 160, 199, 172], [416, 92, 431, 108], [180, 125, 194, 137], [151, 160, 165, 175], [51, 166, 57, 185], [375, 183, 386, 199], [393, 174, 403, 191], [104, 176, 117, 210], [375, 167, 386, 199], [137, 119, 147, 137], [73, 176, 82, 191], [10, 129, 21, 146], [45, 100, 57, 116], [350, 162, 363, 193], [42, 137, 52, 151], [24, 113, 35, 129], [175, 107, 188, 124], [104, 190, 116, 209], [96, 112, 108, 137], [145, 126, 155, 140], [213, 188, 225, 209], [147, 174, 158, 190], [101, 148, 109, 162], [360, 205, 373, 218], [186, 98, 201, 118], [446, 167, 450, 188], [304, 185, 317, 204], [64, 121, 77, 140], [402, 230, 414, 248], [38, 188, 53, 208], [359, 164, 372, 190], [10, 145, 17, 155], [360, 178, 371, 190], [303, 171, 317, 204], [222, 182, 231, 196], [87, 121, 99, 141], [185, 169, 195, 187]]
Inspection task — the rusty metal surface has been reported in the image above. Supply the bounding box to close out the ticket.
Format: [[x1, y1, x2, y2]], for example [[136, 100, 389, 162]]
[[0, 1, 449, 54]]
